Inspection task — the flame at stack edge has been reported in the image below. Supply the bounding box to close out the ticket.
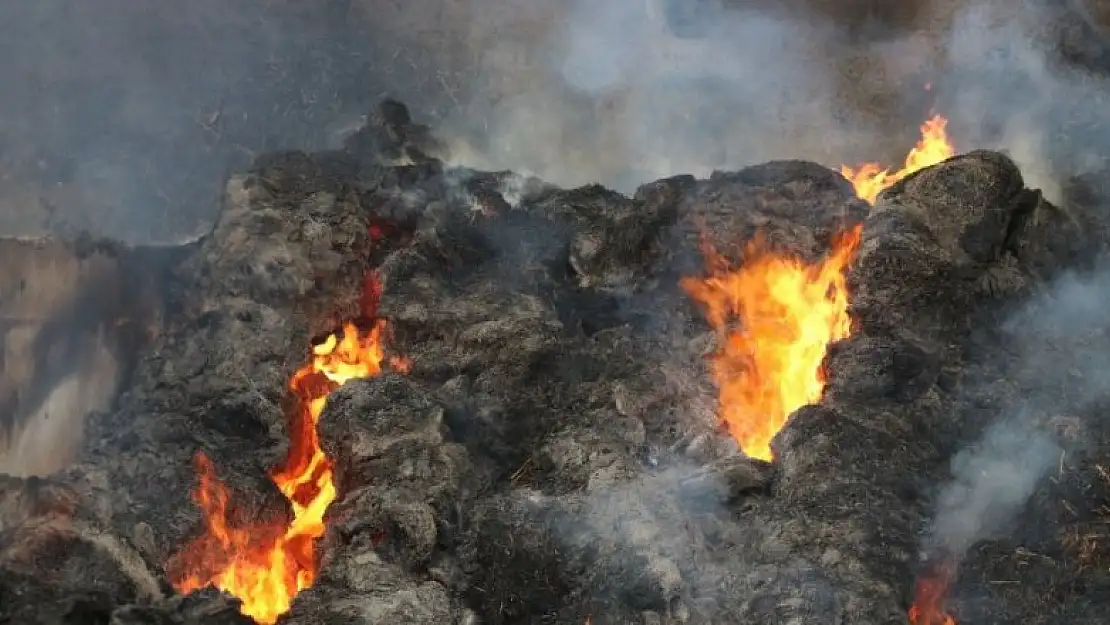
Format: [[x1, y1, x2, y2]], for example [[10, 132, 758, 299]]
[[167, 319, 407, 624], [167, 222, 409, 624]]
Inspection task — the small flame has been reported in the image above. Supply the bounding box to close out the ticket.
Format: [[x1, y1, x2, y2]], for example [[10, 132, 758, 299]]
[[908, 558, 958, 625], [168, 319, 402, 624], [840, 115, 955, 204], [680, 225, 862, 461]]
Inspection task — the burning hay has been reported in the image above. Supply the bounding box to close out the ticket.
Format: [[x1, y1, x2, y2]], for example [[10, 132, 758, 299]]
[[167, 319, 408, 624], [2, 99, 1110, 625], [679, 225, 861, 462], [677, 115, 952, 463], [840, 115, 956, 205]]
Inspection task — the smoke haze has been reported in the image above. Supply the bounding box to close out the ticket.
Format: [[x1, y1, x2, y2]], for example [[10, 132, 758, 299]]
[[4, 0, 1110, 246], [2, 0, 1110, 492], [438, 0, 1110, 202], [926, 260, 1110, 562], [928, 418, 1060, 556]]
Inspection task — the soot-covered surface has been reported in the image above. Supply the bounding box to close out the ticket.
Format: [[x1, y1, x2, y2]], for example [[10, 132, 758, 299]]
[[2, 101, 1110, 625]]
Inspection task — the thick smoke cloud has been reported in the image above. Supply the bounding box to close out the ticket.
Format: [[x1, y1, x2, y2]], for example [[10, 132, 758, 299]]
[[433, 0, 1110, 201], [933, 0, 1110, 203], [1003, 264, 1110, 406], [438, 0, 934, 190], [4, 0, 1109, 242]]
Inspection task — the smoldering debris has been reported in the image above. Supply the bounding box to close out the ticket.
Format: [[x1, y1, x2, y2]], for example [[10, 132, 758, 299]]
[[928, 418, 1061, 558], [0, 100, 1106, 625]]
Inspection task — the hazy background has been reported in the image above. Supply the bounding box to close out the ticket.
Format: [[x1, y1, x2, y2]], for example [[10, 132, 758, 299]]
[[1, 0, 1109, 241]]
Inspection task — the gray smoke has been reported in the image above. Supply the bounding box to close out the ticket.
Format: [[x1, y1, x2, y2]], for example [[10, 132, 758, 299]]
[[934, 0, 1110, 203], [5, 0, 1109, 243], [927, 261, 1110, 560], [430, 0, 1110, 201], [438, 0, 926, 190], [0, 0, 375, 243], [1003, 265, 1110, 403], [928, 418, 1060, 556]]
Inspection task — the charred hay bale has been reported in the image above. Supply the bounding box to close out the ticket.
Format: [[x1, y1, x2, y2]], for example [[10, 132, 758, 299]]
[[501, 327, 677, 493], [1053, 169, 1110, 253], [287, 439, 468, 620], [1001, 185, 1106, 283], [535, 408, 650, 492], [381, 281, 565, 378], [318, 375, 470, 571], [342, 98, 448, 166], [459, 460, 780, 625], [49, 145, 428, 568], [879, 150, 1024, 267], [822, 334, 943, 406], [109, 590, 255, 625], [280, 564, 454, 625], [564, 176, 690, 289], [521, 182, 660, 286], [457, 494, 591, 623], [755, 151, 1044, 624], [753, 146, 1110, 624], [674, 160, 866, 268], [92, 155, 402, 501], [735, 563, 842, 625], [0, 476, 164, 623], [849, 151, 1031, 342], [184, 169, 375, 328]]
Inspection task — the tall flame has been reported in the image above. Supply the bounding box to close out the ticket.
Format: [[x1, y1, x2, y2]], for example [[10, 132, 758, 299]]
[[680, 225, 862, 461], [908, 557, 958, 625], [679, 113, 955, 460], [167, 319, 403, 624], [841, 114, 955, 204]]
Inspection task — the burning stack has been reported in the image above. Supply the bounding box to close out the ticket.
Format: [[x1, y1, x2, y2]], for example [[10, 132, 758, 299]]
[[1, 99, 1110, 625]]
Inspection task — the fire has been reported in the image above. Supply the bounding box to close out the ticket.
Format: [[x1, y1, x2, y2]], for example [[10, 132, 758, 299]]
[[168, 319, 403, 624], [677, 114, 952, 457], [908, 558, 958, 625], [840, 114, 955, 204], [680, 225, 862, 461]]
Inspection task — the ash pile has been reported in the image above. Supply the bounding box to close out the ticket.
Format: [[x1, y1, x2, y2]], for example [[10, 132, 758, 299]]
[[3, 100, 1110, 625]]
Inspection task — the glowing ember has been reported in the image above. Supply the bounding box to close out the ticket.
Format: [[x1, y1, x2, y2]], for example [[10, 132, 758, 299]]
[[680, 225, 862, 461], [841, 114, 956, 204], [908, 558, 958, 625], [168, 319, 404, 624]]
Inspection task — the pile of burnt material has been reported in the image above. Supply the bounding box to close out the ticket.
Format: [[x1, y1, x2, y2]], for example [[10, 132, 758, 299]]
[[2, 100, 1109, 625]]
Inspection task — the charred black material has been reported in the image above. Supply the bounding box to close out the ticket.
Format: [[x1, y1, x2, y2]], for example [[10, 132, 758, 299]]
[[1, 101, 1109, 625]]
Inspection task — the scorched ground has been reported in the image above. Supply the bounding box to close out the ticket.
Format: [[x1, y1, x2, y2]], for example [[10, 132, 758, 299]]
[[2, 101, 1110, 625]]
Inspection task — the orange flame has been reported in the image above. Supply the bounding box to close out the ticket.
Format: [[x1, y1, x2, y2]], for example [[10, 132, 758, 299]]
[[680, 225, 862, 461], [168, 319, 403, 624], [908, 559, 958, 625], [841, 115, 955, 204]]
